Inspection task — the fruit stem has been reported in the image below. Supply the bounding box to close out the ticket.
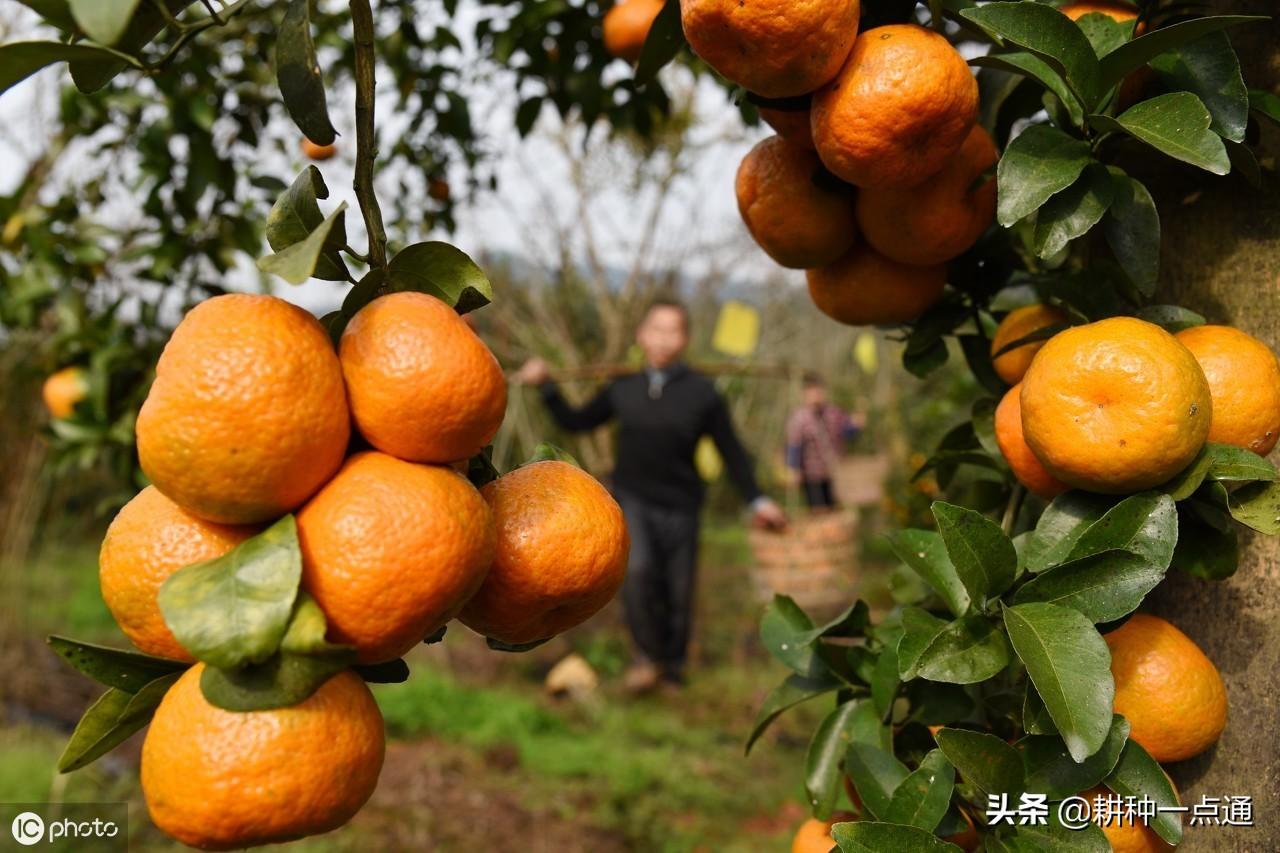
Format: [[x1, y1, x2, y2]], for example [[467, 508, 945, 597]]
[[1001, 483, 1025, 536], [350, 0, 389, 269]]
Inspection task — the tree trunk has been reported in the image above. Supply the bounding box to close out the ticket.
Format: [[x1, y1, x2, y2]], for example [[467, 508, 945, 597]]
[[1137, 4, 1280, 849]]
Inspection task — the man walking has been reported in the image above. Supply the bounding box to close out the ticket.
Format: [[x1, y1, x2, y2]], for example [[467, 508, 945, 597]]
[[516, 300, 785, 692]]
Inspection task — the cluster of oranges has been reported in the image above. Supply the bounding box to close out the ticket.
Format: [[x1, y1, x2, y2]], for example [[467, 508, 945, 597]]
[[92, 291, 628, 848]]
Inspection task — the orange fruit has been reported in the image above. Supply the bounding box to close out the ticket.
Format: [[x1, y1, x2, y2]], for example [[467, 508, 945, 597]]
[[760, 105, 816, 150], [990, 304, 1071, 385], [1060, 2, 1137, 23], [806, 244, 946, 326], [301, 138, 337, 161], [42, 366, 89, 419], [812, 24, 978, 189], [855, 125, 997, 266], [137, 293, 350, 524], [1104, 614, 1227, 763], [460, 461, 629, 645], [1175, 325, 1280, 455], [680, 0, 861, 99], [792, 816, 839, 853], [736, 135, 858, 269], [1060, 3, 1149, 108], [603, 0, 664, 63], [428, 177, 451, 202], [99, 487, 257, 661], [1020, 317, 1211, 493], [297, 451, 494, 664], [340, 291, 506, 464], [995, 385, 1069, 500], [142, 664, 384, 850], [1082, 786, 1175, 853]]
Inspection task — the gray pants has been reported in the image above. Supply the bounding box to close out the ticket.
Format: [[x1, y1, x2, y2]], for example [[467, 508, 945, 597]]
[[617, 492, 701, 680]]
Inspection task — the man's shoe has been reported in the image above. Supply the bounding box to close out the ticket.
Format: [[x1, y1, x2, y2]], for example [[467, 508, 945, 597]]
[[623, 661, 661, 695]]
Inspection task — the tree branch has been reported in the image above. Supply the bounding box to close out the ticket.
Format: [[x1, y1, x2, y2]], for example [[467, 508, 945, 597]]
[[349, 0, 388, 268]]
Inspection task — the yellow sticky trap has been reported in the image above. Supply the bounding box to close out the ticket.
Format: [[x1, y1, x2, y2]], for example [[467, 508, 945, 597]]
[[712, 301, 760, 358], [854, 332, 878, 374], [695, 435, 723, 482]]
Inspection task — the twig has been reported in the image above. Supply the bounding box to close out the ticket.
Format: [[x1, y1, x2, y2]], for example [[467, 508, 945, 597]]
[[349, 0, 388, 268], [1001, 483, 1026, 536]]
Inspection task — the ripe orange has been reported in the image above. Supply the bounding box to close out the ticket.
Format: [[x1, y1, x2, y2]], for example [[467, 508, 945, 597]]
[[301, 138, 337, 161], [136, 293, 350, 525], [792, 816, 839, 853], [428, 177, 451, 202], [1104, 614, 1227, 763], [1019, 317, 1211, 493], [99, 487, 257, 661], [142, 665, 384, 850], [460, 461, 629, 646], [1082, 786, 1175, 853], [1060, 2, 1138, 23], [42, 366, 89, 419], [811, 25, 978, 189], [1060, 3, 1149, 108], [736, 135, 858, 269], [680, 0, 861, 99], [1175, 325, 1280, 455], [995, 385, 1069, 500], [297, 451, 494, 664], [855, 125, 997, 266], [990, 304, 1071, 385], [341, 292, 506, 464], [760, 106, 816, 150], [603, 0, 664, 63], [806, 244, 946, 326]]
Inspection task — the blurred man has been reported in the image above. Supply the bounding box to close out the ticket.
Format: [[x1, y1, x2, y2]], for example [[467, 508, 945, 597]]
[[517, 300, 785, 692], [785, 373, 863, 509]]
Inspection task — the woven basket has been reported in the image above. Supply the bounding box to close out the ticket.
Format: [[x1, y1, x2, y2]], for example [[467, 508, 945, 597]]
[[748, 508, 860, 614]]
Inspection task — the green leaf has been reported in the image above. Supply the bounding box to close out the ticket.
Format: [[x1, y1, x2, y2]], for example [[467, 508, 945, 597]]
[[634, 0, 683, 86], [959, 334, 1010, 398], [158, 516, 303, 671], [258, 202, 349, 285], [883, 749, 955, 831], [47, 635, 186, 692], [1033, 164, 1114, 258], [746, 672, 841, 755], [970, 52, 1084, 127], [988, 816, 1109, 852], [760, 596, 828, 678], [1101, 170, 1160, 297], [1136, 304, 1203, 333], [997, 125, 1093, 227], [1251, 88, 1280, 127], [897, 607, 949, 681], [14, 0, 79, 32], [913, 616, 1012, 685], [276, 0, 336, 146], [515, 97, 544, 136], [904, 682, 975, 727], [280, 593, 354, 656], [341, 269, 386, 319], [66, 0, 190, 93], [68, 0, 142, 46], [885, 529, 970, 618], [1104, 739, 1183, 845], [0, 41, 121, 97], [1162, 444, 1213, 500], [832, 820, 964, 853], [1012, 550, 1165, 623], [934, 727, 1024, 796], [526, 442, 581, 467], [263, 167, 348, 282], [1204, 443, 1278, 482], [1227, 480, 1280, 534], [1091, 92, 1230, 175], [1096, 15, 1266, 95], [466, 449, 501, 489], [1025, 492, 1117, 571], [386, 242, 494, 314], [972, 398, 1001, 457], [871, 647, 901, 718], [1023, 682, 1058, 735], [1002, 603, 1114, 762], [1150, 32, 1248, 143], [199, 652, 352, 712], [1172, 508, 1239, 580], [1017, 715, 1130, 798], [58, 672, 180, 772], [1072, 12, 1132, 58], [845, 743, 910, 821], [960, 2, 1102, 107], [1064, 492, 1177, 568], [807, 700, 867, 819], [932, 502, 1017, 603]]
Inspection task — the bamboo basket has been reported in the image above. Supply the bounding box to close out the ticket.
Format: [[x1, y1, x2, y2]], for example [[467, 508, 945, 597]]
[[748, 508, 860, 614]]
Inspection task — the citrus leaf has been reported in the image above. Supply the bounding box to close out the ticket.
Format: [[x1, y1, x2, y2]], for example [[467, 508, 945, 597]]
[[13, 0, 79, 32], [1033, 163, 1114, 258], [1072, 12, 1132, 58], [1017, 715, 1129, 798], [466, 449, 500, 489], [846, 743, 910, 821], [57, 672, 180, 772], [526, 442, 580, 467], [885, 529, 970, 618], [68, 0, 141, 46], [386, 241, 493, 314], [870, 647, 900, 717], [1096, 15, 1266, 94], [0, 41, 121, 97], [761, 595, 827, 677], [1150, 32, 1248, 143], [1024, 492, 1118, 572], [904, 682, 975, 728], [959, 2, 1102, 107], [997, 125, 1093, 227], [970, 52, 1084, 127], [341, 269, 386, 318], [832, 820, 965, 853], [1023, 682, 1058, 735], [913, 616, 1012, 685], [746, 672, 841, 755], [1136, 304, 1202, 333], [634, 0, 683, 86], [932, 502, 1017, 603], [1162, 444, 1213, 500], [276, 0, 336, 146], [280, 592, 355, 656], [515, 96, 544, 136], [158, 515, 303, 671], [807, 700, 867, 819], [897, 607, 949, 681], [988, 815, 1109, 852], [934, 727, 1024, 795], [1104, 738, 1183, 845], [1172, 507, 1238, 579], [1251, 88, 1280, 127], [1090, 92, 1230, 175], [67, 0, 192, 93], [1064, 492, 1177, 568], [1002, 603, 1114, 763], [1011, 550, 1165, 623], [796, 599, 871, 645], [199, 652, 352, 712], [1103, 171, 1160, 296], [1227, 480, 1280, 534], [882, 749, 955, 831], [1203, 443, 1277, 482], [263, 167, 348, 282], [47, 635, 186, 691], [258, 202, 349, 285]]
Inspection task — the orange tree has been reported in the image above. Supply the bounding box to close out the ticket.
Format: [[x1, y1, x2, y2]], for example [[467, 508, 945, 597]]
[[636, 0, 1280, 851]]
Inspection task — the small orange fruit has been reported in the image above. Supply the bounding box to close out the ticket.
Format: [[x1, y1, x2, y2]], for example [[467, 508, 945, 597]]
[[460, 461, 629, 646], [340, 291, 506, 464], [680, 0, 861, 98], [42, 366, 89, 419], [855, 125, 997, 266], [603, 0, 665, 63], [736, 135, 858, 269], [1175, 325, 1280, 455], [1060, 2, 1138, 23], [759, 105, 816, 150], [297, 451, 494, 664], [792, 816, 840, 853], [1020, 317, 1211, 493], [1104, 614, 1227, 763], [1082, 786, 1175, 853], [806, 244, 946, 326], [137, 294, 350, 524], [812, 24, 979, 189], [990, 304, 1071, 385], [301, 138, 337, 161], [995, 385, 1069, 500], [99, 487, 257, 661], [428, 177, 451, 202], [142, 664, 384, 850]]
